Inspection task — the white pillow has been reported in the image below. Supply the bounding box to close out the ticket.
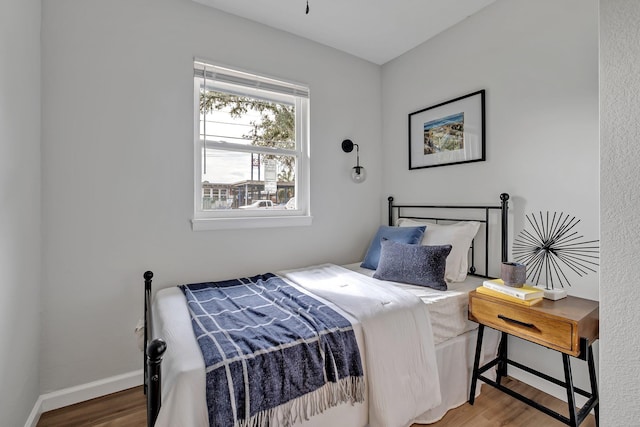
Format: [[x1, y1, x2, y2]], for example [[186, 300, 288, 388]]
[[397, 218, 481, 282]]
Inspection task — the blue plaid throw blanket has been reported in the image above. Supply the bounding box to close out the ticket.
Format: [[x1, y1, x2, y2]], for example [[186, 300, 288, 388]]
[[180, 273, 364, 427]]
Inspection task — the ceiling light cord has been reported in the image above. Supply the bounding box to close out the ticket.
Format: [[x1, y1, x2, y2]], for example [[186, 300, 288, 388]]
[[306, 0, 309, 14]]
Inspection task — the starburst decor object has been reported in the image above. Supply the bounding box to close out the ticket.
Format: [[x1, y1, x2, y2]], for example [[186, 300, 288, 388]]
[[512, 211, 599, 293]]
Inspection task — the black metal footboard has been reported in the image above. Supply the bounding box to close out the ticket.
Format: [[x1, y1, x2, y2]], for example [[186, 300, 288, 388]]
[[144, 271, 167, 427]]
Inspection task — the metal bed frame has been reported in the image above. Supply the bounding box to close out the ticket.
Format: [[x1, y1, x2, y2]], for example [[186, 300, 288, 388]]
[[143, 192, 511, 426]]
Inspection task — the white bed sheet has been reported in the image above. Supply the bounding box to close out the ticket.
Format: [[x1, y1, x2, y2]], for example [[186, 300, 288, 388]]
[[343, 263, 485, 345], [151, 265, 498, 427]]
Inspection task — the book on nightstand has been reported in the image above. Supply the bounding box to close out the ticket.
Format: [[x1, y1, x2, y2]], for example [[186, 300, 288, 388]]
[[475, 286, 543, 306], [482, 278, 545, 300]]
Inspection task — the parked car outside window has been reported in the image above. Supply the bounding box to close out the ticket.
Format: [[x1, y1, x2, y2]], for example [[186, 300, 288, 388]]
[[239, 200, 275, 209]]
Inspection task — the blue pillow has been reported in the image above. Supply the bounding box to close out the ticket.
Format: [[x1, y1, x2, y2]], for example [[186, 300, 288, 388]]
[[373, 240, 452, 291], [360, 225, 426, 270]]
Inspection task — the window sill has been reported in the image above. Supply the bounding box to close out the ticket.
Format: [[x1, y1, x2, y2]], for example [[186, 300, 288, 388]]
[[191, 215, 313, 231]]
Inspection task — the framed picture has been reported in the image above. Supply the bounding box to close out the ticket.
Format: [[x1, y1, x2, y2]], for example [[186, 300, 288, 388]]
[[408, 90, 485, 170]]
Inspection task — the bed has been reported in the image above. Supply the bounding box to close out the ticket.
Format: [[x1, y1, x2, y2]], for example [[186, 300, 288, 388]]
[[143, 193, 510, 427]]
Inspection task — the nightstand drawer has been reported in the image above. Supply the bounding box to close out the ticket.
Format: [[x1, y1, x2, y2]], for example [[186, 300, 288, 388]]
[[470, 296, 574, 353]]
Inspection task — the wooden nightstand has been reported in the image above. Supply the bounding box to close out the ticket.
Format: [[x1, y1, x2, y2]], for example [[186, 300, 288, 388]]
[[468, 290, 599, 427]]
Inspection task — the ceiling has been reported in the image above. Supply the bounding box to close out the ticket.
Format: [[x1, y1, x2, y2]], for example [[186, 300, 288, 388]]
[[192, 0, 497, 65]]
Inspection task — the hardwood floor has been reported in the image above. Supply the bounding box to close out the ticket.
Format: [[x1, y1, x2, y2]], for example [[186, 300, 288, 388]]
[[37, 387, 146, 427], [37, 377, 596, 427], [412, 377, 596, 427]]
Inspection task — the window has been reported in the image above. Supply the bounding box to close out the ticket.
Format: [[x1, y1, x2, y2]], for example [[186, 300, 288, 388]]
[[192, 60, 311, 230]]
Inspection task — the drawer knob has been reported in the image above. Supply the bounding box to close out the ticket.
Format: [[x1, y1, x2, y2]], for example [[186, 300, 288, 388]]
[[498, 314, 535, 329]]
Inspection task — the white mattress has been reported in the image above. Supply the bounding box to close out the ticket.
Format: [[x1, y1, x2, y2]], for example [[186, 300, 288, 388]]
[[151, 265, 497, 427], [343, 263, 484, 344]]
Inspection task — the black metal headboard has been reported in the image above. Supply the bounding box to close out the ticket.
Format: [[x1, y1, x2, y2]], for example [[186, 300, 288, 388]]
[[387, 193, 510, 278]]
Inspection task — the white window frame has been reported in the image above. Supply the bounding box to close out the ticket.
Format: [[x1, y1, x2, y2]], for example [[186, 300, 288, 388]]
[[191, 60, 311, 231]]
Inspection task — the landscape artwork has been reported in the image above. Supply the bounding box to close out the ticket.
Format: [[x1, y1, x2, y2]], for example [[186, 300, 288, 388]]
[[408, 89, 485, 170], [423, 112, 464, 155]]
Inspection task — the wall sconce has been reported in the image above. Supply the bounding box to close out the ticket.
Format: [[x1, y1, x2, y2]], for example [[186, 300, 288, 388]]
[[341, 139, 366, 183]]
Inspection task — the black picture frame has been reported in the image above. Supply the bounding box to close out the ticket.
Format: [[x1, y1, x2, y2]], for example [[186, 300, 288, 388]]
[[408, 90, 485, 170]]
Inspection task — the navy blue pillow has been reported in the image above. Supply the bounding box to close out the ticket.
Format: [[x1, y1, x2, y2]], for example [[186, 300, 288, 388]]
[[360, 225, 426, 270], [373, 240, 452, 290]]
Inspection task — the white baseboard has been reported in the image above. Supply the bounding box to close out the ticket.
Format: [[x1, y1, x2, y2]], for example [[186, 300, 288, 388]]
[[23, 396, 44, 427], [24, 370, 143, 427]]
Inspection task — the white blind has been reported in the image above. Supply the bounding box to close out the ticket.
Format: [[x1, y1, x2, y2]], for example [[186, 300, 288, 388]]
[[194, 60, 309, 99]]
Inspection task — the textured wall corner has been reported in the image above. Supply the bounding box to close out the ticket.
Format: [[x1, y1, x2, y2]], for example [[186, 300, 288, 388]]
[[600, 0, 640, 424]]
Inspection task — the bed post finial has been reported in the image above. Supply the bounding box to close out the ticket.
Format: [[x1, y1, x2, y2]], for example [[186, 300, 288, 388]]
[[500, 193, 509, 262], [144, 271, 153, 290], [388, 196, 394, 226]]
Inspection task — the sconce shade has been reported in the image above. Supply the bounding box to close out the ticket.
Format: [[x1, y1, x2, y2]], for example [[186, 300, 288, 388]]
[[352, 166, 366, 183]]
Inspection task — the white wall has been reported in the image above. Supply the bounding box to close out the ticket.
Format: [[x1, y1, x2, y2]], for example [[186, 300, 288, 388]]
[[600, 0, 640, 424], [382, 0, 599, 400], [40, 0, 382, 392], [0, 0, 42, 425]]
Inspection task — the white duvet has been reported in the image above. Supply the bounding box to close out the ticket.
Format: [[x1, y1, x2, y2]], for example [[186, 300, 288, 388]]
[[281, 264, 441, 427]]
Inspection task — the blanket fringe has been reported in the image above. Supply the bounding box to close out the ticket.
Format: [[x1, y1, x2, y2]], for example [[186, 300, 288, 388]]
[[237, 376, 365, 427]]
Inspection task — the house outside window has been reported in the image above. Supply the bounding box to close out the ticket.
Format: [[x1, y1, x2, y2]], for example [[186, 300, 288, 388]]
[[192, 60, 311, 230]]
